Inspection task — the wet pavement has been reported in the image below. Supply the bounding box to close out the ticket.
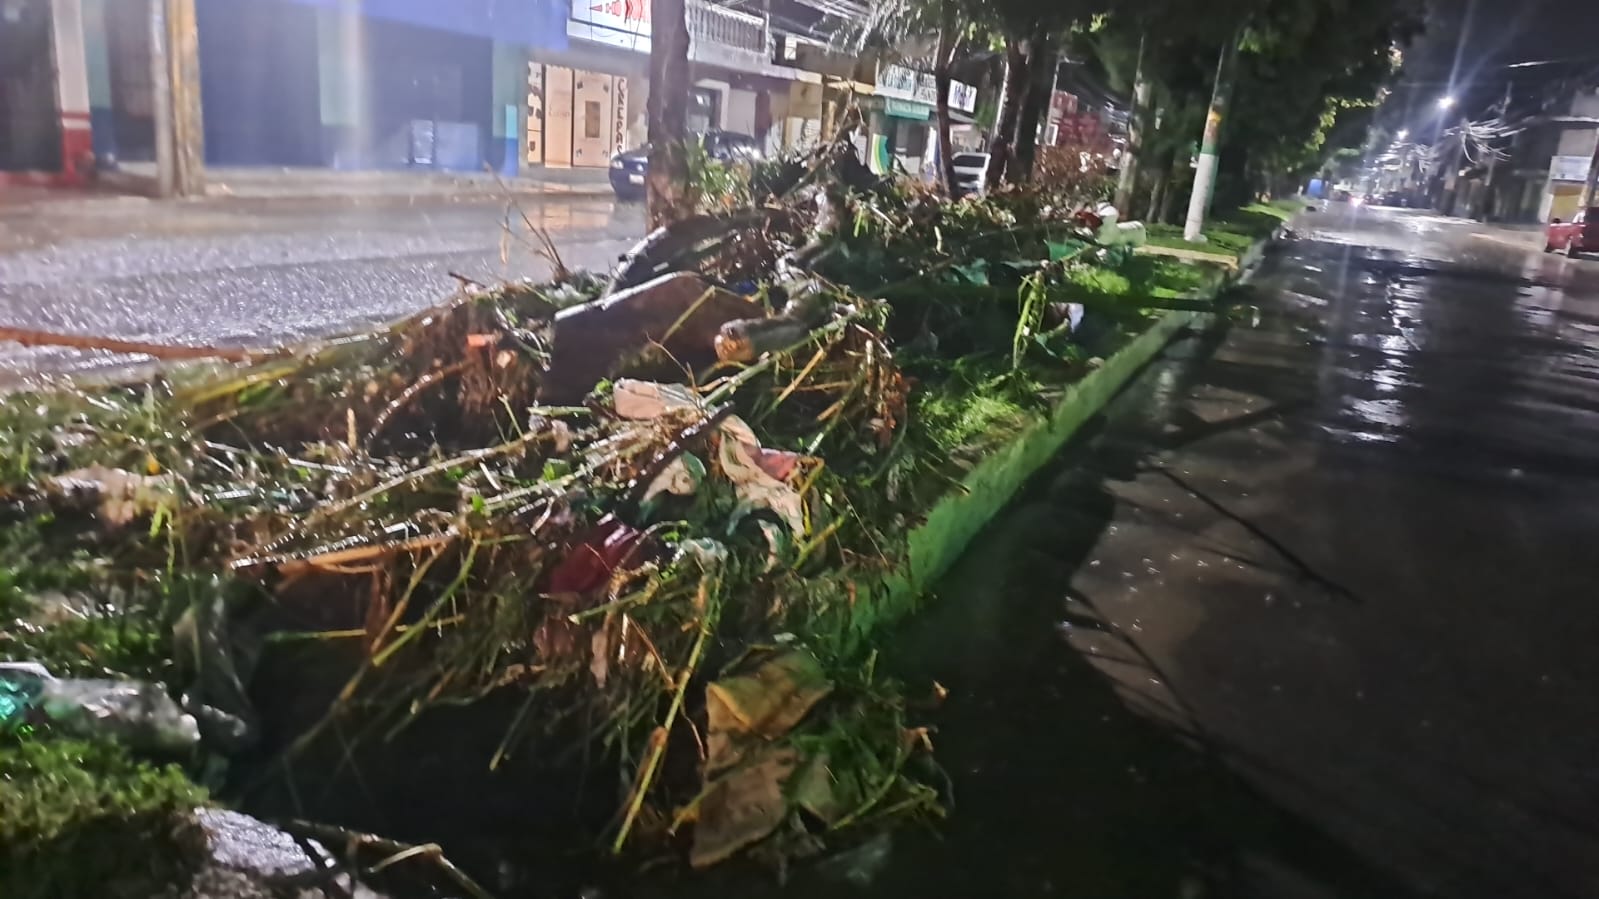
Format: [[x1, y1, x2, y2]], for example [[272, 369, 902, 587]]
[[0, 192, 644, 380], [845, 205, 1599, 898]]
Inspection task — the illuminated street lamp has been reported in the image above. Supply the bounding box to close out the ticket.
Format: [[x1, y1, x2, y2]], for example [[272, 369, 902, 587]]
[[1437, 95, 1456, 110], [1396, 128, 1409, 141]]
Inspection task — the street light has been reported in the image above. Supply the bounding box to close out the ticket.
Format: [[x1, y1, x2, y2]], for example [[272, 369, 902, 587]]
[[1437, 95, 1456, 110], [1397, 128, 1409, 141]]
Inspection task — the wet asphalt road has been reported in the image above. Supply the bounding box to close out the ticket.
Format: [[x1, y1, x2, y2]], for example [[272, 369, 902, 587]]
[[862, 205, 1599, 898], [0, 193, 645, 380]]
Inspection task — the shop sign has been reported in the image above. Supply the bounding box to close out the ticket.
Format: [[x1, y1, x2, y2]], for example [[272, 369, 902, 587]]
[[877, 64, 975, 114], [877, 64, 923, 101], [948, 80, 977, 114], [1550, 155, 1591, 182], [568, 0, 650, 51]]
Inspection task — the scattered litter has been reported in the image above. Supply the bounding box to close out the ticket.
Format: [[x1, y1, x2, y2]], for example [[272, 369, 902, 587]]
[[2, 662, 200, 754], [716, 416, 809, 534], [44, 465, 178, 527]]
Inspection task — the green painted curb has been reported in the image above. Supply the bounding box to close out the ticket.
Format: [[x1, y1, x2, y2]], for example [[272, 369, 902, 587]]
[[865, 233, 1269, 626], [882, 306, 1206, 607]]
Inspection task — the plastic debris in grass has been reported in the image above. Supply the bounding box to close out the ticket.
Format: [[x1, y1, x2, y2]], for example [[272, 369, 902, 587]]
[[0, 662, 199, 754]]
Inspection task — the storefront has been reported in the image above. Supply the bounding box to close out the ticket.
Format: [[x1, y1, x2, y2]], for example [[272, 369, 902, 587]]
[[533, 0, 814, 168], [1, 0, 92, 183], [867, 64, 976, 176], [129, 0, 571, 171], [528, 0, 650, 168]]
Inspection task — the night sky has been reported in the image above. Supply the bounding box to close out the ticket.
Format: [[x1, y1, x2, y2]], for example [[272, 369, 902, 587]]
[[1386, 0, 1599, 126]]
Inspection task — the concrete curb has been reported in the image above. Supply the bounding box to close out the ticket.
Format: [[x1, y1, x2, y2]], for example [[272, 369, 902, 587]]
[[84, 167, 619, 205]]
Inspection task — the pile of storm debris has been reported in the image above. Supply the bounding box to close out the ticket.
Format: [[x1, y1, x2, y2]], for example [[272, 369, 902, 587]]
[[0, 134, 1202, 896]]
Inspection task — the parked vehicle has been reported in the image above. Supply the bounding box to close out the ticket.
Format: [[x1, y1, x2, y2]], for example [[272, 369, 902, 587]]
[[609, 131, 762, 200], [950, 152, 990, 197], [1544, 208, 1599, 258]]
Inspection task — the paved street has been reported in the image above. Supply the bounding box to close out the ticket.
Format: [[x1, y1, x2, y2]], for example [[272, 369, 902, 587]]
[[859, 205, 1599, 898], [0, 191, 643, 381]]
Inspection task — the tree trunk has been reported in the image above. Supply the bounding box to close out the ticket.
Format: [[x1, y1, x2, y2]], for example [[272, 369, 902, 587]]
[[1183, 27, 1240, 240], [646, 0, 692, 229], [1147, 170, 1167, 223], [984, 39, 1029, 187], [1012, 27, 1055, 183], [933, 0, 958, 193], [1158, 153, 1184, 223], [1114, 32, 1149, 214], [151, 0, 205, 198]]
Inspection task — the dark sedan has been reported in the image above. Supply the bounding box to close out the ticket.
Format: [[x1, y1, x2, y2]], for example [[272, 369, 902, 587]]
[[609, 130, 762, 200]]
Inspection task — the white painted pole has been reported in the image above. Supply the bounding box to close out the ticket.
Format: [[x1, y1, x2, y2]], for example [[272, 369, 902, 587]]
[[1184, 31, 1239, 242]]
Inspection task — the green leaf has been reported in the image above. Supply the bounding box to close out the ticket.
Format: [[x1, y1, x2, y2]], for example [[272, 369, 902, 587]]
[[1046, 240, 1079, 261], [953, 260, 990, 286]]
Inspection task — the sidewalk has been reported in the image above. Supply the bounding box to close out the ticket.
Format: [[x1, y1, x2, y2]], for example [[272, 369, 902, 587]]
[[1466, 221, 1545, 251], [98, 163, 615, 202]]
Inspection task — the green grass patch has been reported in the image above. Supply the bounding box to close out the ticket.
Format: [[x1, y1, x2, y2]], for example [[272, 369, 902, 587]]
[[1144, 198, 1295, 260], [0, 738, 207, 899], [916, 379, 1035, 456]]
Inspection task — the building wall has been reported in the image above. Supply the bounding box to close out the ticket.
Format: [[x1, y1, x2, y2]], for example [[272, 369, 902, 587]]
[[183, 0, 562, 171], [491, 40, 526, 174], [308, 5, 496, 170], [281, 0, 566, 50], [197, 0, 323, 166], [1540, 90, 1599, 222]]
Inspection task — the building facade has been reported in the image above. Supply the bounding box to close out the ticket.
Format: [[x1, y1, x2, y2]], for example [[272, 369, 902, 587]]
[[530, 0, 822, 169], [8, 0, 984, 185], [0, 0, 92, 184]]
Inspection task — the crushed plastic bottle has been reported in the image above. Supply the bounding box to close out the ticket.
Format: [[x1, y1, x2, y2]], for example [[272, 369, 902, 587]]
[[0, 661, 200, 754], [0, 662, 50, 729]]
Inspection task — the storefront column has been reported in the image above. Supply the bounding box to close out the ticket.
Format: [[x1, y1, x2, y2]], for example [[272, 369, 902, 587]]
[[49, 0, 93, 183]]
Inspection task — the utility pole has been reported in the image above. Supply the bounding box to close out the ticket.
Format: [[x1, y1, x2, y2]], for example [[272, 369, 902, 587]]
[[1183, 26, 1240, 242], [1477, 82, 1512, 220], [150, 0, 205, 198]]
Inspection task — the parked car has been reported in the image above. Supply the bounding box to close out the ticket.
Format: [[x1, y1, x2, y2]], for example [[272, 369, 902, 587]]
[[1544, 207, 1599, 258], [950, 152, 990, 197], [609, 130, 762, 200]]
